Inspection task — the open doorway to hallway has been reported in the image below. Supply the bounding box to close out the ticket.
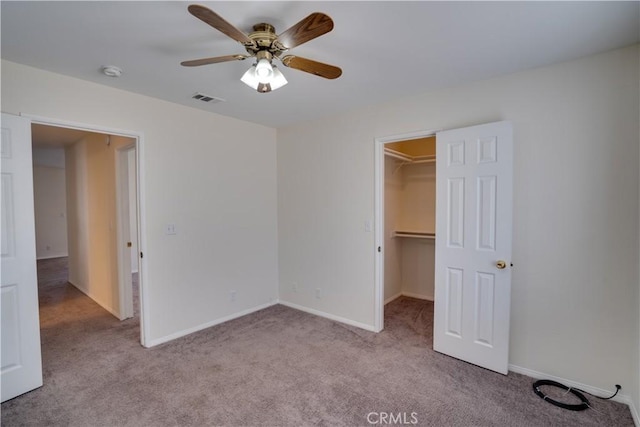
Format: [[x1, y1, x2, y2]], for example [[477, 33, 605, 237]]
[[31, 123, 141, 323]]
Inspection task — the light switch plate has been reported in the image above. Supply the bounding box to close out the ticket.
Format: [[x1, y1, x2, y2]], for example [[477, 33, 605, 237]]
[[165, 224, 176, 235]]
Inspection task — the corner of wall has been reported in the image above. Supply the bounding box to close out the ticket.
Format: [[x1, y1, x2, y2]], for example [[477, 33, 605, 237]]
[[635, 42, 640, 427], [67, 279, 121, 320]]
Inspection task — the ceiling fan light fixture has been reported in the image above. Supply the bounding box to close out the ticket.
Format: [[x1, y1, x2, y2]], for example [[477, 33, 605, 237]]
[[241, 62, 287, 93], [255, 58, 273, 81], [240, 65, 260, 90], [270, 65, 288, 90], [257, 83, 271, 93]]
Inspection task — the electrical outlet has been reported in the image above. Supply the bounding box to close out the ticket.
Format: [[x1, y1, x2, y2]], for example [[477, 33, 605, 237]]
[[230, 290, 236, 302], [292, 282, 298, 293], [315, 288, 321, 299], [165, 224, 177, 235]]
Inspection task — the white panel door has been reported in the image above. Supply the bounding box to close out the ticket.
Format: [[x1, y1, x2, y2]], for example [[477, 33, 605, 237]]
[[1, 113, 43, 401], [433, 121, 513, 374]]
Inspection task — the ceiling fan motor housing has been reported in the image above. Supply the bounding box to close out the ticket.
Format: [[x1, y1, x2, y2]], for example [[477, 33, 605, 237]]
[[247, 23, 281, 53], [255, 50, 273, 62]]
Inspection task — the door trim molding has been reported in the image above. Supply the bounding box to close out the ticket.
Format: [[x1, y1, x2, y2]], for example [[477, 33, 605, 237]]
[[373, 129, 439, 333], [21, 113, 149, 347], [115, 143, 136, 321]]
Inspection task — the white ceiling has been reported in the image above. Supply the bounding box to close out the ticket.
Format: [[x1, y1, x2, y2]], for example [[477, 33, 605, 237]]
[[2, 1, 638, 128], [31, 124, 91, 148]]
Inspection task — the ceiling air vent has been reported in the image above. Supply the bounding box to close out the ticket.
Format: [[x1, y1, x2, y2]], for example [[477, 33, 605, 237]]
[[192, 92, 225, 104]]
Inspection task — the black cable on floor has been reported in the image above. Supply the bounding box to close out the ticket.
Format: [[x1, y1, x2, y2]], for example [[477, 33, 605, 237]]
[[575, 383, 621, 400], [533, 380, 590, 411], [533, 380, 621, 411]]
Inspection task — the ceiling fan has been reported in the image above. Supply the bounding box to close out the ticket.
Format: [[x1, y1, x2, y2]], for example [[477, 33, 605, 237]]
[[181, 4, 342, 93]]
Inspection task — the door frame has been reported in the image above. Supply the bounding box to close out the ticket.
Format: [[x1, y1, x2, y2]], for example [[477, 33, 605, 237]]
[[374, 128, 439, 332], [115, 143, 137, 320], [22, 113, 149, 347]]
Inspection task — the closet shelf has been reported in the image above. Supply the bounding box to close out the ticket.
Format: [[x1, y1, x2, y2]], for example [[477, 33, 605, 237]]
[[385, 147, 435, 174], [384, 147, 436, 164], [394, 231, 436, 239]]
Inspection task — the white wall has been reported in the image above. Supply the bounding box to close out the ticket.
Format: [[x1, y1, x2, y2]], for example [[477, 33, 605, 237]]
[[32, 148, 68, 259], [634, 45, 640, 423], [65, 141, 88, 293], [399, 239, 435, 301], [65, 134, 133, 317], [384, 160, 436, 302], [398, 162, 436, 301], [278, 45, 639, 397], [1, 60, 279, 345], [399, 162, 436, 233], [32, 147, 65, 168]]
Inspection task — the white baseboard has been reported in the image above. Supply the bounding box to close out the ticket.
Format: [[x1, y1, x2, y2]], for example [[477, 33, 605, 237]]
[[145, 300, 278, 347], [278, 300, 377, 332], [508, 364, 637, 424], [385, 292, 434, 305], [36, 253, 68, 260], [630, 400, 640, 427], [384, 293, 402, 305], [401, 291, 433, 301], [68, 280, 121, 319]]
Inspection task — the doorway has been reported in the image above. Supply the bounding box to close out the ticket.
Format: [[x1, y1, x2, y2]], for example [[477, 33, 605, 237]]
[[374, 130, 438, 332], [29, 117, 147, 346], [374, 122, 514, 375]]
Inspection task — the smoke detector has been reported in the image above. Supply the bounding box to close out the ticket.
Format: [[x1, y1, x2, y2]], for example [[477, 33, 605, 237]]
[[101, 65, 123, 78]]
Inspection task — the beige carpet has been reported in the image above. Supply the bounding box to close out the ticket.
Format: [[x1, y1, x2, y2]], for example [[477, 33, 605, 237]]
[[1, 258, 634, 426]]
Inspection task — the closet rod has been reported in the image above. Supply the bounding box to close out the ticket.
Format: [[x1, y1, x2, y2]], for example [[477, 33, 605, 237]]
[[394, 231, 436, 239], [410, 158, 436, 164]]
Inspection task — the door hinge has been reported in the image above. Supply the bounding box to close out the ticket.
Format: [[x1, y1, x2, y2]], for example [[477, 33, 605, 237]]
[[378, 246, 381, 253], [127, 242, 132, 248], [140, 252, 143, 259]]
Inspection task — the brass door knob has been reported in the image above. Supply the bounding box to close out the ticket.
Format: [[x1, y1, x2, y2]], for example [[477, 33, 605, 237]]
[[496, 260, 506, 269]]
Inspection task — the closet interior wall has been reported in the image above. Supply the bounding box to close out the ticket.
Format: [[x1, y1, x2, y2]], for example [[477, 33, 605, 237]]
[[384, 138, 436, 303]]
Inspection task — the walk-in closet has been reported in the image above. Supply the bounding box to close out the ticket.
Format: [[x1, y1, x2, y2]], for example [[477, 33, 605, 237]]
[[384, 136, 436, 304]]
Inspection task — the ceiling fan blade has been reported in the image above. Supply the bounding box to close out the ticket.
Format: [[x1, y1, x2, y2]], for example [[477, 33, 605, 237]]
[[281, 55, 342, 79], [277, 13, 334, 49], [188, 4, 254, 46], [181, 54, 248, 67]]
